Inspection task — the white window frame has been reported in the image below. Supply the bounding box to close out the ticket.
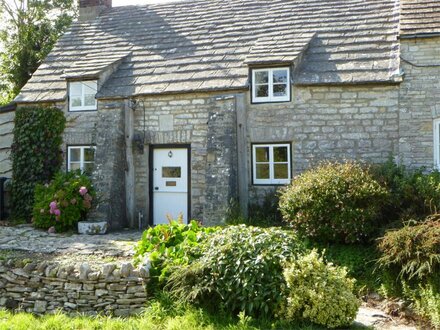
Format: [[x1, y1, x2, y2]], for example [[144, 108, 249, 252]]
[[434, 119, 440, 169], [67, 146, 96, 172], [251, 67, 291, 103], [252, 143, 291, 185], [68, 81, 98, 111]]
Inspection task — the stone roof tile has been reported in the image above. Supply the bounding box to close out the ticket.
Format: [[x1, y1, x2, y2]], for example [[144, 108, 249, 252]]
[[16, 0, 403, 102], [400, 0, 440, 36]]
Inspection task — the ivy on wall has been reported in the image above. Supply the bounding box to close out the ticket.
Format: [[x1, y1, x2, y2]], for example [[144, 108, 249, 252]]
[[10, 106, 66, 222]]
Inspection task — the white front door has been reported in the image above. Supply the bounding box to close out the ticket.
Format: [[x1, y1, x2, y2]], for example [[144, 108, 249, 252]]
[[152, 147, 189, 225]]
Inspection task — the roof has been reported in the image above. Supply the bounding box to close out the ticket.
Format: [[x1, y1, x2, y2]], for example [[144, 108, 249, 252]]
[[16, 0, 403, 103], [0, 103, 16, 113], [400, 0, 440, 37]]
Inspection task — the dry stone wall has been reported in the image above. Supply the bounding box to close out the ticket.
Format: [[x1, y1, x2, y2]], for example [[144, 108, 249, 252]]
[[0, 260, 148, 316]]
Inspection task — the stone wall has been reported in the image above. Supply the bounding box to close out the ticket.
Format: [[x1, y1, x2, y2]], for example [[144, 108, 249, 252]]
[[0, 109, 14, 178], [89, 100, 127, 229], [0, 260, 148, 316], [399, 37, 440, 169], [132, 93, 239, 226], [246, 85, 400, 200]]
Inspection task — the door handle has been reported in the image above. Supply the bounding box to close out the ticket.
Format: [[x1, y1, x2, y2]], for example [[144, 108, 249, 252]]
[[154, 187, 159, 190]]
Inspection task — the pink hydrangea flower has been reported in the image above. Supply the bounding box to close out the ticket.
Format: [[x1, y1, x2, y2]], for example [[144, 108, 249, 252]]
[[54, 209, 61, 216], [49, 201, 57, 209], [79, 186, 88, 196]]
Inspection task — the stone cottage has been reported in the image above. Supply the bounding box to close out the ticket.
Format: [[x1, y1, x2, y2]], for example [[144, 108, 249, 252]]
[[11, 0, 440, 229]]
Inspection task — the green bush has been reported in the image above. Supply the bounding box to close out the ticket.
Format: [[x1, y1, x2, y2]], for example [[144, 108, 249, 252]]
[[226, 191, 284, 227], [309, 242, 380, 294], [167, 225, 305, 317], [10, 106, 66, 222], [279, 161, 388, 243], [377, 217, 440, 327], [372, 160, 440, 221], [32, 171, 95, 232], [134, 220, 218, 295], [282, 250, 360, 328], [377, 216, 440, 280]]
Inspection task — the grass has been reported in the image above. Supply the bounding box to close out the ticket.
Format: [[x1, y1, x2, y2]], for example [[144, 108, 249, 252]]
[[0, 295, 371, 330]]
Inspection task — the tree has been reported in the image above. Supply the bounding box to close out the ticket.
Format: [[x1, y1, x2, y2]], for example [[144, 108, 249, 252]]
[[0, 0, 77, 104]]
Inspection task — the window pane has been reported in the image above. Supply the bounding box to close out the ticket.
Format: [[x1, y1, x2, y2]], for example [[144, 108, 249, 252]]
[[69, 162, 81, 171], [71, 96, 82, 107], [274, 164, 289, 179], [256, 164, 270, 179], [255, 147, 269, 162], [69, 148, 81, 162], [256, 85, 269, 97], [83, 81, 97, 94], [273, 146, 288, 162], [162, 166, 181, 178], [70, 83, 82, 96], [254, 71, 268, 84], [273, 70, 288, 83], [273, 84, 287, 97], [83, 162, 95, 174], [84, 148, 95, 162], [84, 94, 96, 107]]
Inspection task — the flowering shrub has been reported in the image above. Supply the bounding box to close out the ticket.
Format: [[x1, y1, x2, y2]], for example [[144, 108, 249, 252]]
[[282, 250, 360, 328], [32, 171, 95, 232], [279, 161, 388, 243]]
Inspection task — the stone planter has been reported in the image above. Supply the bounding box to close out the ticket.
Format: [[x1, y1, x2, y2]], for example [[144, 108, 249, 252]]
[[78, 221, 108, 235]]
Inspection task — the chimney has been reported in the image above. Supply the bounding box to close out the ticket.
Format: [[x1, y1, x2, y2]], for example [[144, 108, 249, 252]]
[[79, 0, 112, 21]]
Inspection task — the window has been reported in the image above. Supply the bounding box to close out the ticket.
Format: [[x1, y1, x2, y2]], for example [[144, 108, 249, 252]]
[[252, 143, 291, 184], [251, 67, 290, 103], [68, 146, 96, 174], [434, 119, 440, 168], [69, 81, 97, 111]]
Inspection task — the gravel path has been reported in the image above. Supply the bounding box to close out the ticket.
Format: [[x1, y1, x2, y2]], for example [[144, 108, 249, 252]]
[[0, 224, 142, 259]]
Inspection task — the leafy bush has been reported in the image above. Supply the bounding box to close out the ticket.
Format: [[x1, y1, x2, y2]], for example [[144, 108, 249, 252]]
[[372, 160, 440, 221], [134, 220, 218, 294], [10, 106, 66, 221], [377, 216, 440, 280], [167, 225, 305, 317], [32, 171, 95, 232], [279, 161, 388, 243], [402, 280, 440, 329], [282, 250, 360, 328], [377, 216, 440, 327]]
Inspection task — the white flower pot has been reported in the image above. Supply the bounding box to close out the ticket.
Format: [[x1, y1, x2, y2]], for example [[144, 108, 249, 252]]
[[78, 221, 108, 235]]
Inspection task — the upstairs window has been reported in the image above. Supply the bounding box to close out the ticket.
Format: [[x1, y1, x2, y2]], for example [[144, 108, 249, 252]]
[[68, 146, 95, 174], [251, 67, 290, 103], [252, 143, 291, 185], [69, 81, 97, 111]]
